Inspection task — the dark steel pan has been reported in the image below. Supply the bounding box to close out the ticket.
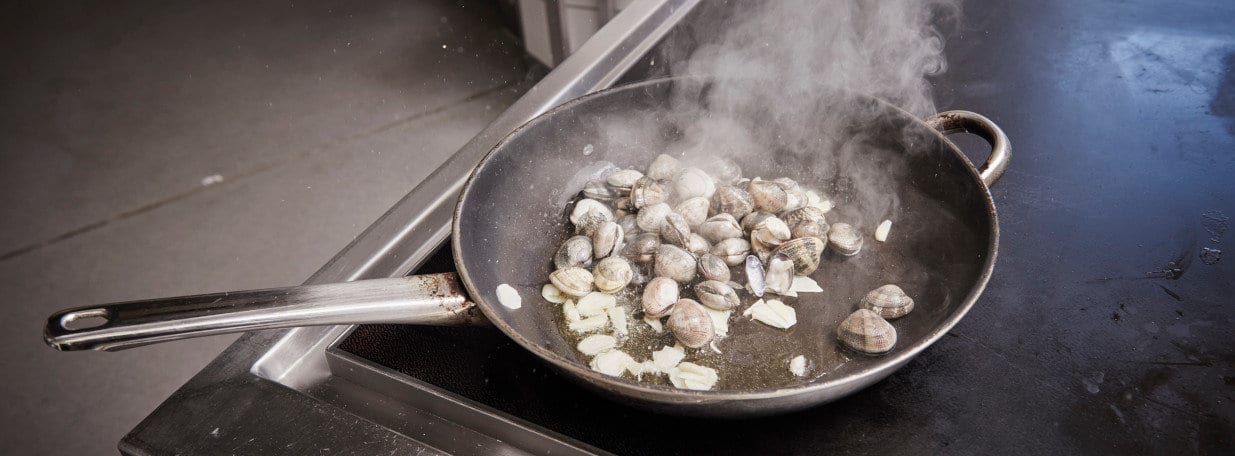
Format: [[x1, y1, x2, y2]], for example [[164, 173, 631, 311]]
[[45, 77, 1009, 417]]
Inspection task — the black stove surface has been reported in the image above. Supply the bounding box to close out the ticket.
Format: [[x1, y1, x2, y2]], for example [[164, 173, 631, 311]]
[[340, 0, 1235, 453]]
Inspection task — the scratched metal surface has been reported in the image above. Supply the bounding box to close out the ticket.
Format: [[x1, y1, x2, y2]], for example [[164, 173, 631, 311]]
[[339, 0, 1235, 453]]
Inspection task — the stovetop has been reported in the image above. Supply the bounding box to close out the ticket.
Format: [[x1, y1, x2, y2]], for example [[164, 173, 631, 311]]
[[125, 0, 1235, 454]]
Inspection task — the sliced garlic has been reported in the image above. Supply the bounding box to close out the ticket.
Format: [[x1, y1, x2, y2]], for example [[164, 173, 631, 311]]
[[789, 276, 823, 293], [743, 299, 797, 329], [875, 219, 892, 242], [590, 350, 635, 377], [562, 300, 581, 323], [541, 283, 566, 304], [668, 362, 719, 390], [644, 317, 664, 333], [651, 345, 686, 371], [607, 306, 629, 337], [576, 334, 617, 356], [789, 355, 807, 377], [704, 307, 732, 337], [638, 360, 661, 376], [568, 313, 609, 333], [496, 284, 522, 310], [576, 292, 616, 317]]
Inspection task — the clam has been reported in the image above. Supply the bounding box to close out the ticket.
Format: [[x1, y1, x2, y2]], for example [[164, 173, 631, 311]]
[[636, 202, 672, 232], [771, 177, 801, 192], [697, 253, 731, 282], [549, 267, 594, 298], [667, 299, 714, 348], [771, 237, 825, 275], [712, 238, 752, 266], [698, 214, 743, 243], [674, 167, 716, 200], [705, 158, 743, 184], [630, 176, 667, 209], [763, 253, 794, 295], [554, 235, 593, 269], [745, 254, 765, 297], [740, 211, 774, 233], [747, 180, 788, 213], [591, 221, 624, 259], [696, 280, 740, 311], [674, 197, 711, 229], [860, 284, 915, 319], [837, 309, 897, 354], [613, 197, 633, 212], [751, 216, 791, 261], [659, 213, 692, 248], [784, 206, 827, 229], [712, 186, 754, 219], [617, 214, 639, 236], [593, 257, 634, 294], [570, 199, 613, 235], [828, 222, 863, 256], [685, 233, 711, 257], [646, 154, 681, 181], [623, 232, 660, 264], [783, 188, 809, 212], [582, 180, 618, 201], [654, 244, 697, 283], [606, 169, 644, 191], [790, 220, 827, 240], [642, 277, 679, 318]]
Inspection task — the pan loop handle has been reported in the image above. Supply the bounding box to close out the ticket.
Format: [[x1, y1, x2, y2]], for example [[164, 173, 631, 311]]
[[924, 110, 1011, 187]]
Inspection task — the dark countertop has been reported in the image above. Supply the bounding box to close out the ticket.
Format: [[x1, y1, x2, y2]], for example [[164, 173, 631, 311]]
[[341, 0, 1235, 454]]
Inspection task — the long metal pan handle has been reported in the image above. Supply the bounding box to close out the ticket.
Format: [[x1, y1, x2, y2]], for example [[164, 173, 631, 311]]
[[44, 273, 481, 351], [925, 110, 1012, 186]]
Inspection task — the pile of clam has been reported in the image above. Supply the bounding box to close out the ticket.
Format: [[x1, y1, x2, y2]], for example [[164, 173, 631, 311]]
[[540, 153, 913, 390]]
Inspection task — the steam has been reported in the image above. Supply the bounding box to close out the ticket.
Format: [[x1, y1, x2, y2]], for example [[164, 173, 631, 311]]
[[662, 0, 962, 227]]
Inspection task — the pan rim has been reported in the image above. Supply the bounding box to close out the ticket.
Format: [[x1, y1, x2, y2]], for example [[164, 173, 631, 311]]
[[452, 76, 1000, 405]]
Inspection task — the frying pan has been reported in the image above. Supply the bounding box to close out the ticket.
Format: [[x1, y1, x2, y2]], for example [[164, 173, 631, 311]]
[[44, 77, 1009, 417]]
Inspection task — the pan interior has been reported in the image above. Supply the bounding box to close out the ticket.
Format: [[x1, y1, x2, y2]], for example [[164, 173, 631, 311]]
[[455, 79, 992, 393]]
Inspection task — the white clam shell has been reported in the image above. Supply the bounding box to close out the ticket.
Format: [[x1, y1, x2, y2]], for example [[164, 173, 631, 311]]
[[641, 277, 679, 319], [674, 167, 716, 200], [549, 267, 594, 297], [636, 202, 672, 232]]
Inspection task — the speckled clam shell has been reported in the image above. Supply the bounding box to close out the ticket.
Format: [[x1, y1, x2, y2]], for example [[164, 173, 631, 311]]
[[685, 233, 711, 257], [549, 267, 594, 298], [646, 154, 681, 181], [695, 280, 740, 311], [860, 284, 915, 319], [747, 180, 788, 213], [697, 253, 731, 283], [711, 186, 754, 219], [668, 299, 714, 348], [711, 238, 751, 266], [674, 197, 711, 229], [636, 203, 672, 232], [606, 169, 644, 190], [659, 213, 692, 248], [828, 222, 863, 256], [641, 277, 679, 318], [654, 244, 697, 283], [570, 199, 613, 236], [554, 235, 593, 269], [591, 221, 624, 259], [699, 213, 743, 243], [771, 237, 825, 275], [622, 232, 660, 264], [630, 176, 667, 209], [593, 257, 634, 294], [837, 309, 897, 354], [674, 167, 716, 200], [784, 206, 827, 229], [790, 220, 827, 240]]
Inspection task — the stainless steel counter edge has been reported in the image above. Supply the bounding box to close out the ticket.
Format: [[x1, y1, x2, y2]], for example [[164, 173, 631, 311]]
[[120, 1, 697, 454]]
